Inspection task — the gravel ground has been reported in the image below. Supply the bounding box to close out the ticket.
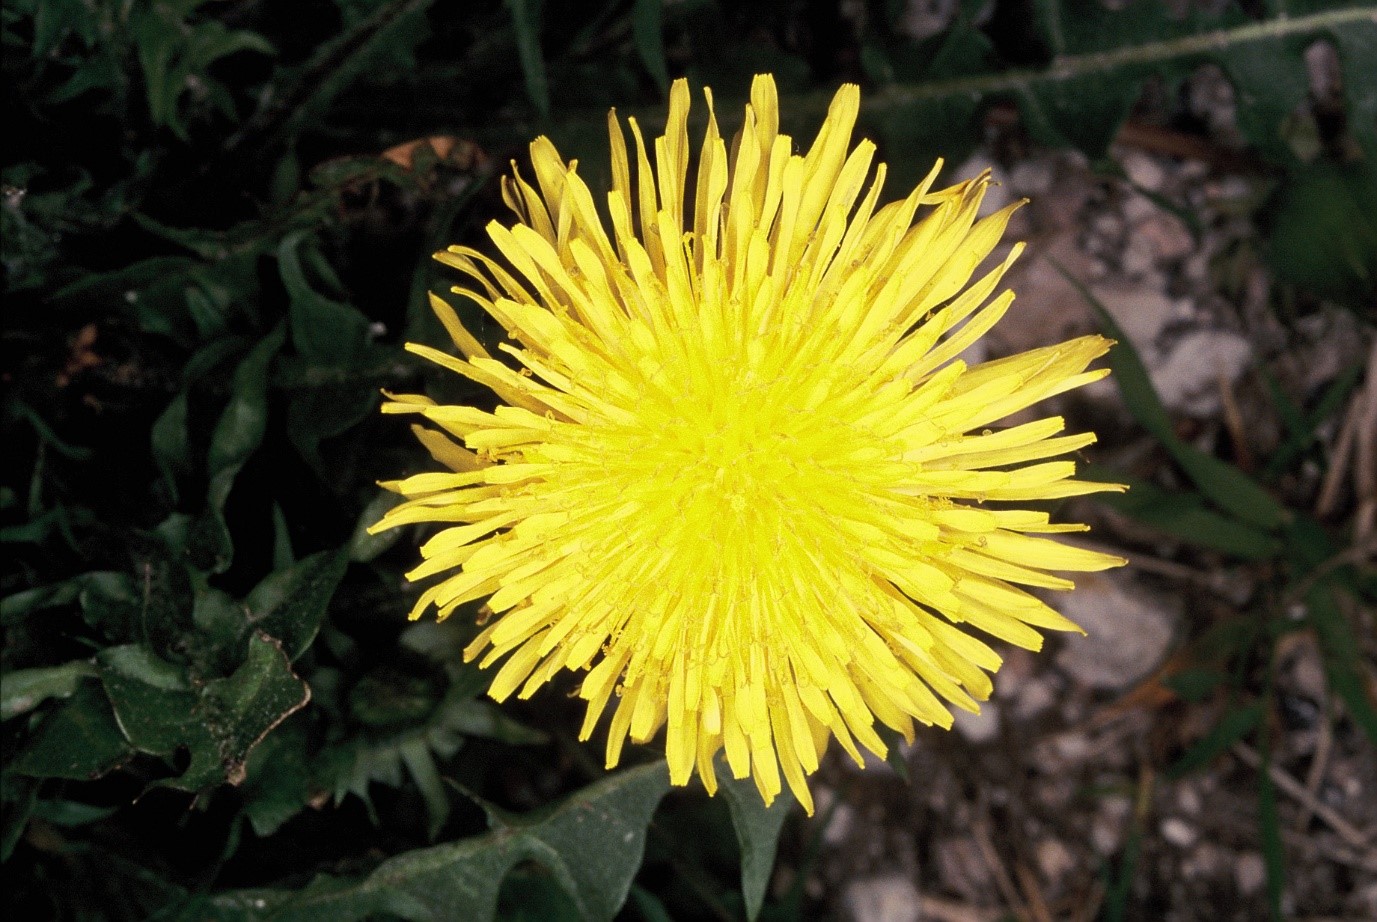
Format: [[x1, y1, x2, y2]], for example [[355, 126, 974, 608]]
[[796, 62, 1377, 922]]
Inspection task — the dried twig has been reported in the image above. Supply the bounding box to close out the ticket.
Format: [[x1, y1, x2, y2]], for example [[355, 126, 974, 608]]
[[971, 818, 1033, 922], [1015, 861, 1055, 922], [1232, 743, 1373, 851], [1314, 386, 1362, 518], [1295, 699, 1334, 836], [1279, 537, 1377, 610], [1069, 879, 1107, 922], [1063, 536, 1249, 602], [1353, 339, 1377, 542], [1218, 369, 1253, 472], [920, 895, 1002, 922], [225, 0, 436, 155]]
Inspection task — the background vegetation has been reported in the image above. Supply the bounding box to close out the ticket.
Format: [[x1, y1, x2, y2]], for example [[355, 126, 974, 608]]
[[3, 1, 1373, 920]]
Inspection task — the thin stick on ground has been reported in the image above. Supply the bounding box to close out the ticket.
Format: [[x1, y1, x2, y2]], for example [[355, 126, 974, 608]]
[[972, 817, 1033, 922], [1232, 742, 1374, 851]]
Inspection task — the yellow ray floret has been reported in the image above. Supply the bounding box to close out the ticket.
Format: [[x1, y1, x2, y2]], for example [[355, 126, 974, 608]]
[[371, 74, 1126, 815]]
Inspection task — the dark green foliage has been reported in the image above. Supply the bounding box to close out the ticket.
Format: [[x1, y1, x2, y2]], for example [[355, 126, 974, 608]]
[[1263, 159, 1377, 309], [720, 776, 794, 922], [174, 762, 671, 922], [3, 1, 1374, 919]]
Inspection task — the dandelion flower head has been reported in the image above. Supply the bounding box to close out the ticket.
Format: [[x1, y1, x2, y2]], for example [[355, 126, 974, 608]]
[[371, 75, 1126, 813]]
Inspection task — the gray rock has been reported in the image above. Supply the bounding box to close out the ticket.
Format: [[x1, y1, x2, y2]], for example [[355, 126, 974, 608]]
[[813, 785, 856, 846], [1120, 232, 1156, 275], [1122, 191, 1158, 225], [952, 702, 1001, 744], [1160, 816, 1198, 848], [896, 0, 958, 41], [1091, 794, 1133, 855], [1183, 842, 1228, 879], [1090, 284, 1172, 353], [1150, 330, 1252, 416], [843, 874, 922, 922], [934, 837, 993, 900], [1121, 151, 1167, 192], [1234, 852, 1266, 896], [1055, 572, 1177, 691], [1034, 837, 1076, 882], [1135, 213, 1194, 263], [1012, 676, 1056, 720], [1009, 159, 1054, 197], [953, 153, 1011, 215]]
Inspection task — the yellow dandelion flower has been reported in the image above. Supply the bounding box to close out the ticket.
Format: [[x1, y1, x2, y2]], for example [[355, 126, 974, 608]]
[[370, 75, 1126, 814]]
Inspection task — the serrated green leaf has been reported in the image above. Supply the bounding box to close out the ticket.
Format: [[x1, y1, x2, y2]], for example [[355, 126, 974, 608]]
[[0, 581, 82, 626], [441, 698, 549, 746], [128, 538, 197, 666], [240, 717, 312, 838], [271, 501, 295, 570], [208, 327, 284, 486], [29, 0, 86, 57], [244, 550, 348, 661], [10, 396, 92, 460], [627, 885, 673, 922], [30, 798, 120, 828], [11, 681, 133, 781], [205, 325, 285, 573], [398, 736, 450, 840], [1, 660, 98, 721], [1, 571, 139, 636], [94, 632, 310, 793], [132, 4, 271, 136], [98, 644, 200, 756], [0, 505, 96, 547], [184, 586, 251, 677], [1, 775, 38, 862], [498, 868, 584, 921], [720, 774, 792, 921], [1016, 71, 1142, 156], [207, 761, 671, 922], [851, 3, 1375, 173], [348, 666, 444, 731], [172, 633, 311, 791], [1328, 18, 1377, 153], [1217, 34, 1311, 164], [151, 390, 191, 502], [278, 232, 371, 369], [286, 383, 379, 474], [350, 490, 402, 563], [326, 672, 545, 827]]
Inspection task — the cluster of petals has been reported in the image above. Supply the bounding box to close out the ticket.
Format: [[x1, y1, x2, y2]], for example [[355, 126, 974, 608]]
[[372, 74, 1126, 813]]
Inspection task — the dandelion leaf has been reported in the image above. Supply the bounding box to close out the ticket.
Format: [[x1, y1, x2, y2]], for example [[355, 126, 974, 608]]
[[202, 762, 672, 922]]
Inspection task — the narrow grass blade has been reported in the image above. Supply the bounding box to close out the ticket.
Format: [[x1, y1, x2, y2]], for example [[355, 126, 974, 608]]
[[1086, 469, 1279, 559], [632, 0, 669, 94], [1168, 701, 1263, 779], [1058, 262, 1289, 530], [1307, 583, 1377, 746], [506, 0, 549, 119]]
